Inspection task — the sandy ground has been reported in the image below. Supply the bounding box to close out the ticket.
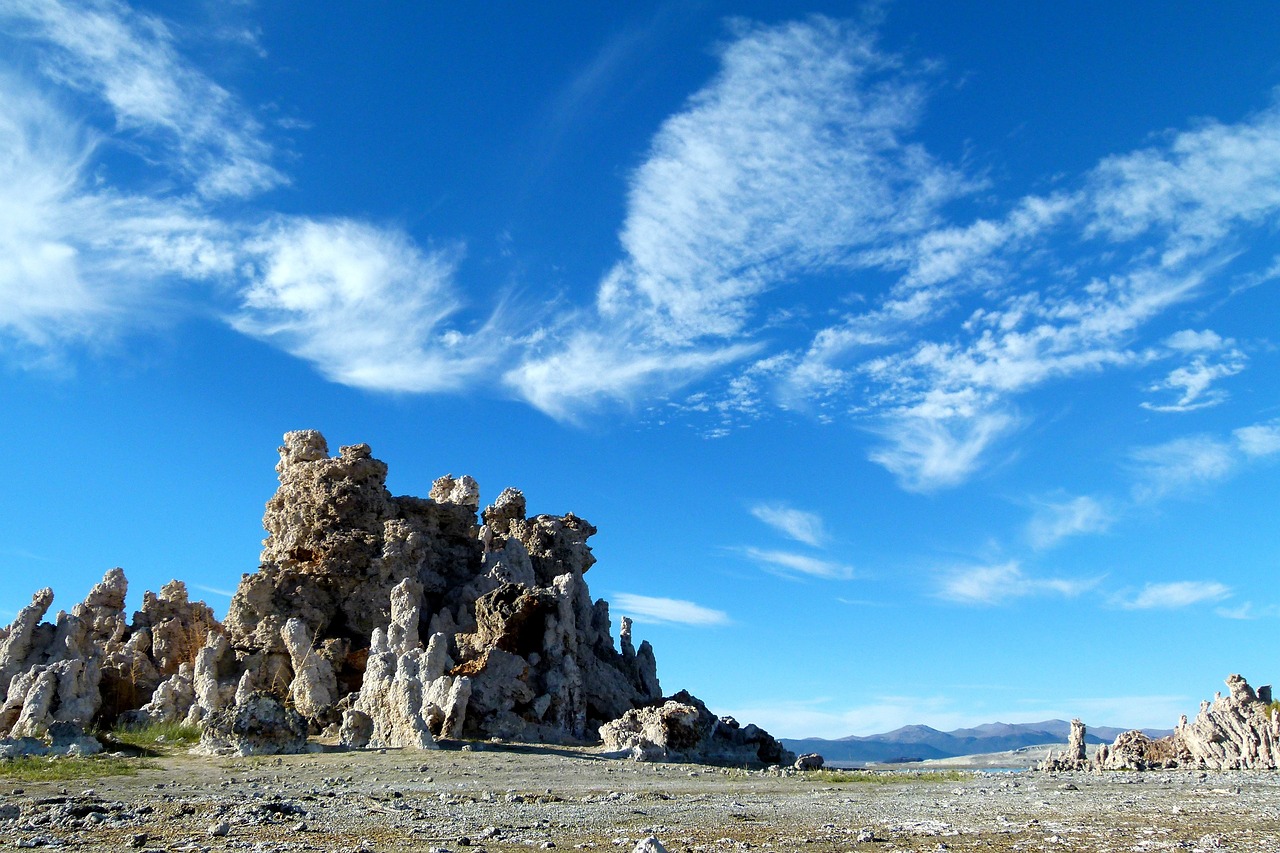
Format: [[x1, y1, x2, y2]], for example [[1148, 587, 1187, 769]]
[[3, 742, 1279, 852]]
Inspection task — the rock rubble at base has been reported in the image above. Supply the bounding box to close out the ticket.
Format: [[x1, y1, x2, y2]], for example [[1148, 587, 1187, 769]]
[[600, 690, 794, 766], [0, 430, 790, 764]]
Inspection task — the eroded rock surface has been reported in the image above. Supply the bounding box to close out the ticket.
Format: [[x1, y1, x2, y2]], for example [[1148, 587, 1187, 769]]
[[197, 692, 308, 757], [1040, 718, 1090, 772], [600, 690, 794, 765], [1, 430, 783, 763], [1071, 674, 1280, 772]]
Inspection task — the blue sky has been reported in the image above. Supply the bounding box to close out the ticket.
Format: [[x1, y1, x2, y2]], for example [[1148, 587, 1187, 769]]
[[3, 0, 1279, 739]]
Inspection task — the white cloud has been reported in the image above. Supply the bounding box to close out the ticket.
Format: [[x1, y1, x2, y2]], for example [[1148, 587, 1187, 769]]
[[512, 16, 970, 419], [610, 593, 730, 627], [1130, 435, 1236, 501], [1142, 329, 1245, 413], [1214, 601, 1280, 620], [1, 0, 283, 199], [741, 547, 853, 581], [1164, 329, 1227, 353], [0, 75, 235, 353], [1118, 581, 1231, 610], [765, 98, 1280, 489], [506, 331, 757, 422], [1027, 496, 1112, 549], [938, 561, 1096, 606], [596, 16, 969, 346], [1127, 422, 1280, 502], [234, 218, 502, 393], [1233, 422, 1280, 458], [868, 407, 1016, 493], [749, 503, 827, 547], [1086, 104, 1280, 264]]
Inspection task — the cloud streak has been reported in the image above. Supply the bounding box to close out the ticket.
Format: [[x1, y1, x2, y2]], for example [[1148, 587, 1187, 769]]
[[610, 593, 730, 627], [1117, 581, 1232, 610], [741, 547, 854, 581], [937, 561, 1097, 606], [749, 503, 827, 547]]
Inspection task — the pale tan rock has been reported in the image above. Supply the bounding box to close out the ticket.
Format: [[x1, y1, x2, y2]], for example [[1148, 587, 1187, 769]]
[[430, 474, 481, 512], [281, 618, 337, 721], [1095, 674, 1280, 771], [1040, 718, 1090, 772], [600, 690, 793, 766], [345, 577, 470, 750], [0, 588, 54, 703], [1174, 673, 1280, 769], [132, 580, 220, 676], [185, 632, 233, 726], [135, 663, 196, 725]]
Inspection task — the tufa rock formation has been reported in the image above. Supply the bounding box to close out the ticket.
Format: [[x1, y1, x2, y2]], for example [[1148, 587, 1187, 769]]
[[0, 430, 787, 763], [1039, 718, 1090, 772], [0, 570, 218, 749], [1045, 674, 1280, 772], [599, 690, 793, 765]]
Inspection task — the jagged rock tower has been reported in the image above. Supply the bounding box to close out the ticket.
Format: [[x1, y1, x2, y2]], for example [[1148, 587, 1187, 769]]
[[223, 430, 661, 742]]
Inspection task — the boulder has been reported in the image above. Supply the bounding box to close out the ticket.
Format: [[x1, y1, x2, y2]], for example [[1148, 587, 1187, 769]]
[[196, 692, 308, 756], [600, 691, 794, 766]]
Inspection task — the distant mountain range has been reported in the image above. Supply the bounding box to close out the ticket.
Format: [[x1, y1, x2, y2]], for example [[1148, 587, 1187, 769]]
[[781, 720, 1174, 765]]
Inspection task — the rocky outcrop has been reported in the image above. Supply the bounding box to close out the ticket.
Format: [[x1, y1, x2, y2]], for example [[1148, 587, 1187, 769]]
[[1086, 674, 1280, 771], [196, 692, 308, 757], [600, 690, 794, 765], [1173, 674, 1280, 769], [220, 431, 663, 743], [794, 752, 825, 771], [1, 430, 782, 764], [341, 577, 469, 749], [1040, 718, 1090, 772], [0, 569, 224, 747], [1096, 729, 1182, 771]]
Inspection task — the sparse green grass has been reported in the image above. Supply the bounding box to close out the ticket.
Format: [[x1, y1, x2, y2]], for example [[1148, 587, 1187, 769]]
[[810, 768, 970, 785], [0, 755, 146, 782], [108, 720, 201, 752]]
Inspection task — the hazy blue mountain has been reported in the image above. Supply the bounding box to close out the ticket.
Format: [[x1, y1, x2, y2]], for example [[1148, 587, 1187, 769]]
[[782, 720, 1174, 764]]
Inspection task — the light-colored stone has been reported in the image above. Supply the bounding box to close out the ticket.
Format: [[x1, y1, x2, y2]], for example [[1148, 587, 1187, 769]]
[[600, 690, 793, 766], [281, 618, 337, 721]]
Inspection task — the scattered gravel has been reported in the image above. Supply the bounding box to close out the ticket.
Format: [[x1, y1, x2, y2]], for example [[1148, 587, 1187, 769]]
[[2, 744, 1278, 851]]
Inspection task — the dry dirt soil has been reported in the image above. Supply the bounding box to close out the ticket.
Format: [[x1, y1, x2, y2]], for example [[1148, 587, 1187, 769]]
[[3, 743, 1279, 852]]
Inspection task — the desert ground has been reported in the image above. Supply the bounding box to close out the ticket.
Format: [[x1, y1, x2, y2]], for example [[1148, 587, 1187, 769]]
[[3, 743, 1278, 853]]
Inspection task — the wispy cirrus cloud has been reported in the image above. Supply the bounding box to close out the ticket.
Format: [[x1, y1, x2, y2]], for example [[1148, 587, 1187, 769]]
[[1026, 495, 1113, 549], [1129, 419, 1280, 502], [610, 593, 730, 627], [741, 546, 853, 581], [509, 16, 971, 417], [937, 561, 1098, 606], [1141, 329, 1246, 413], [749, 503, 827, 547], [233, 218, 502, 393], [0, 0, 511, 391], [1116, 581, 1232, 610], [766, 99, 1280, 490], [1, 0, 284, 199]]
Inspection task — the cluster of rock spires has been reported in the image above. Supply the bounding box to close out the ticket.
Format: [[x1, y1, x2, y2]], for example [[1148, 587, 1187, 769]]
[[0, 430, 793, 766], [1041, 674, 1280, 772]]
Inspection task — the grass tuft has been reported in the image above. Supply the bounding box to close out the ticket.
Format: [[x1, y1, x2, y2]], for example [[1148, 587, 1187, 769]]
[[108, 720, 201, 752], [0, 755, 146, 782], [810, 769, 971, 785]]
